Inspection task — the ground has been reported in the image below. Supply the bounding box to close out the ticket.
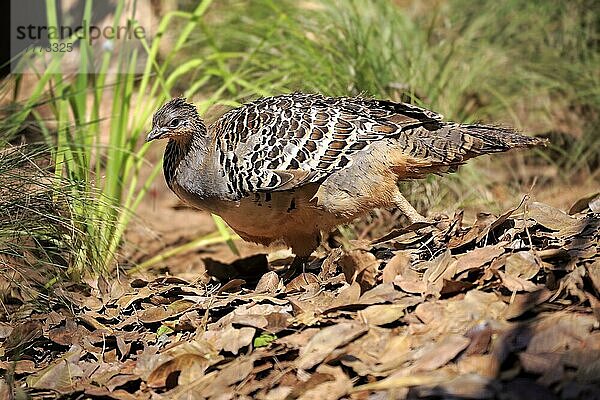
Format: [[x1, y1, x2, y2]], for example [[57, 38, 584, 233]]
[[1, 190, 598, 399]]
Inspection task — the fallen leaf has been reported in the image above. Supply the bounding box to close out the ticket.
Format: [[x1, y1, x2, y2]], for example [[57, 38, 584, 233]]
[[455, 245, 505, 275], [411, 334, 471, 372], [413, 372, 498, 399], [221, 325, 256, 355], [296, 322, 367, 370], [464, 322, 493, 355], [527, 313, 596, 354], [358, 304, 404, 326], [296, 365, 352, 400], [147, 353, 209, 388], [0, 360, 36, 374], [167, 356, 255, 399], [286, 273, 319, 292], [498, 271, 541, 292], [586, 260, 600, 294], [326, 281, 361, 310], [358, 283, 406, 304], [528, 202, 587, 237], [255, 271, 281, 293], [374, 334, 413, 373], [568, 192, 600, 215], [519, 352, 562, 375], [504, 288, 553, 319], [457, 354, 500, 377], [339, 249, 379, 291], [505, 251, 540, 280], [382, 251, 411, 283], [3, 321, 42, 359], [26, 345, 83, 393], [352, 369, 452, 392]]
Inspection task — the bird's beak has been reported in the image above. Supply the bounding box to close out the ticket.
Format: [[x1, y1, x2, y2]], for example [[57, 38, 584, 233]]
[[145, 127, 162, 142]]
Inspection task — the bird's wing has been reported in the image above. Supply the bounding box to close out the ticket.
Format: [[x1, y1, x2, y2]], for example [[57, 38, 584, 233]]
[[211, 93, 443, 194]]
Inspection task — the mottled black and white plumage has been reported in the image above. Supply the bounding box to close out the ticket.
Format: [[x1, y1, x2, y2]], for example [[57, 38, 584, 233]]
[[146, 93, 546, 266]]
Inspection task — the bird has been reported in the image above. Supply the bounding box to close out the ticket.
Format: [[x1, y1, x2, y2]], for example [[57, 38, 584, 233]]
[[146, 93, 546, 272]]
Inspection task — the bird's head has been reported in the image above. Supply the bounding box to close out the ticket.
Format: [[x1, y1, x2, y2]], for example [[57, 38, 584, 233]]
[[146, 97, 206, 143]]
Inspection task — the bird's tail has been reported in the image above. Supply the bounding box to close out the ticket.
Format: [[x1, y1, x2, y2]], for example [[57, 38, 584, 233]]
[[398, 123, 548, 178], [458, 124, 548, 159]]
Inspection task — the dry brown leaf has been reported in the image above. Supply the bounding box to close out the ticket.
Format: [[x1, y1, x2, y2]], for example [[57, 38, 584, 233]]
[[498, 270, 541, 292], [358, 304, 404, 326], [475, 199, 526, 243], [464, 322, 493, 356], [48, 319, 90, 346], [0, 360, 36, 374], [440, 279, 475, 296], [352, 369, 452, 392], [221, 325, 256, 355], [414, 290, 507, 338], [296, 365, 352, 400], [325, 281, 362, 311], [457, 354, 499, 378], [167, 356, 255, 399], [382, 251, 412, 283], [0, 323, 14, 340], [411, 334, 471, 372], [137, 306, 170, 324], [255, 271, 281, 293], [3, 321, 42, 358], [527, 313, 596, 354], [392, 259, 427, 294], [505, 251, 541, 280], [590, 196, 600, 212], [374, 334, 413, 373], [455, 245, 505, 275], [296, 322, 367, 370], [339, 249, 379, 291], [556, 265, 588, 303], [568, 192, 600, 215], [218, 278, 246, 293], [519, 352, 562, 375], [340, 328, 393, 376], [286, 273, 320, 292], [586, 260, 600, 294], [528, 202, 588, 237], [147, 353, 209, 388], [278, 328, 320, 349], [26, 345, 84, 392], [421, 251, 458, 296], [355, 282, 403, 305], [504, 288, 553, 319], [448, 213, 491, 249], [422, 250, 454, 284], [413, 372, 498, 399]]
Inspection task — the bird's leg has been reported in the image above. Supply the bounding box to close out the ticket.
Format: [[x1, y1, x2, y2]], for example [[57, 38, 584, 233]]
[[393, 192, 427, 223], [282, 255, 308, 281], [283, 234, 320, 281]]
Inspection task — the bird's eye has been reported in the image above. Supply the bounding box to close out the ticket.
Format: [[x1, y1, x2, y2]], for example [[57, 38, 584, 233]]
[[169, 119, 180, 127]]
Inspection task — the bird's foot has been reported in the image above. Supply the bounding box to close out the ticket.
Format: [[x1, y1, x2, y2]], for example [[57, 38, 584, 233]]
[[280, 255, 308, 282]]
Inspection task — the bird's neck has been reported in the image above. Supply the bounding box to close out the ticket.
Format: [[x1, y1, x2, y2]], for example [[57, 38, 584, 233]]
[[163, 133, 207, 189]]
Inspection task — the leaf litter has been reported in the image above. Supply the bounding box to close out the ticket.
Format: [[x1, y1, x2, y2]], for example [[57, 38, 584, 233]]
[[1, 196, 599, 399]]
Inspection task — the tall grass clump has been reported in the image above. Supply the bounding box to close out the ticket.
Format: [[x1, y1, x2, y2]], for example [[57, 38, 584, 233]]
[[6, 0, 242, 275], [0, 131, 103, 313], [181, 0, 533, 119]]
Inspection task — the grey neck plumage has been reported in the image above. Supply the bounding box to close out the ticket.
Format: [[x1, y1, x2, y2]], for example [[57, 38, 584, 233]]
[[163, 132, 236, 202]]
